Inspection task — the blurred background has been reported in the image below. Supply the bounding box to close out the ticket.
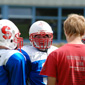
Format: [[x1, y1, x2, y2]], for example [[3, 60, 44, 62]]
[[0, 0, 85, 47]]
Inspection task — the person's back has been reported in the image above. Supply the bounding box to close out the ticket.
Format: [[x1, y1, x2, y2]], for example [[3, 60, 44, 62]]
[[40, 14, 85, 85], [50, 44, 85, 85], [0, 19, 26, 85], [0, 49, 25, 85]]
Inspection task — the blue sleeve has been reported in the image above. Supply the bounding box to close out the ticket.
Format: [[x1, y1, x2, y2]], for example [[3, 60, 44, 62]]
[[6, 53, 26, 85], [20, 49, 31, 81]]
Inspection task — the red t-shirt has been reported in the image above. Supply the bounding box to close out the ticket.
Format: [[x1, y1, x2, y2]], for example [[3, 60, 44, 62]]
[[40, 44, 85, 85]]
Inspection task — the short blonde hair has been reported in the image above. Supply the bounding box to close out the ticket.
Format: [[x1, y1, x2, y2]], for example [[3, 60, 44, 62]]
[[64, 14, 85, 37]]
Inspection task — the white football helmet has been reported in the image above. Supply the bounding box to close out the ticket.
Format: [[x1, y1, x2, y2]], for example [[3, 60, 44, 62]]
[[29, 20, 53, 50], [0, 19, 23, 50]]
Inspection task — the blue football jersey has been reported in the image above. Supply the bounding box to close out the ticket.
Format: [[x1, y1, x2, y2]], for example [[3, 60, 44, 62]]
[[0, 49, 26, 85], [21, 45, 58, 85]]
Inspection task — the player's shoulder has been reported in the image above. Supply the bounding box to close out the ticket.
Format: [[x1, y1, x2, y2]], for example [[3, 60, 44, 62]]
[[22, 45, 33, 50], [47, 45, 58, 55], [0, 49, 24, 66], [21, 45, 37, 53], [0, 49, 20, 57], [50, 45, 58, 49], [48, 45, 58, 51]]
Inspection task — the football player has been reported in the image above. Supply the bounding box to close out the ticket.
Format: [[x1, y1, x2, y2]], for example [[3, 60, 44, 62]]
[[19, 20, 58, 85], [0, 19, 26, 85]]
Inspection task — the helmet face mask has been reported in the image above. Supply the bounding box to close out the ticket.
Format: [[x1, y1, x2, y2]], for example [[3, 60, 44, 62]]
[[14, 33, 23, 50], [29, 31, 53, 50], [29, 21, 53, 50], [0, 19, 23, 50]]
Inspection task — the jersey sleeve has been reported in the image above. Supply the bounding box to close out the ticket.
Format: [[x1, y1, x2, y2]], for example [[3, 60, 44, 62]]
[[5, 52, 26, 85], [40, 51, 57, 78]]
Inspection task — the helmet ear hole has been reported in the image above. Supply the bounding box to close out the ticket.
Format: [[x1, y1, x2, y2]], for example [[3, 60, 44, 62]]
[[10, 40, 13, 43]]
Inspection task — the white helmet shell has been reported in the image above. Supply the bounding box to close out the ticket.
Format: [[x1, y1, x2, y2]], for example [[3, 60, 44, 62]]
[[29, 20, 53, 35]]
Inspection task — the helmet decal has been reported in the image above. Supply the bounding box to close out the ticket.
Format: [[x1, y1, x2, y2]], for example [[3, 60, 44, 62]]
[[1, 26, 12, 39], [39, 22, 44, 26]]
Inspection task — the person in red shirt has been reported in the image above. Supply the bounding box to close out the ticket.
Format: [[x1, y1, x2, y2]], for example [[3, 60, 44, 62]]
[[40, 14, 85, 85]]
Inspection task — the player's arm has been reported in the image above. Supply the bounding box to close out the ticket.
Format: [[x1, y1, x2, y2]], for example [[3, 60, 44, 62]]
[[6, 52, 26, 85], [47, 77, 56, 85], [40, 51, 57, 85], [19, 49, 31, 79], [18, 48, 31, 84]]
